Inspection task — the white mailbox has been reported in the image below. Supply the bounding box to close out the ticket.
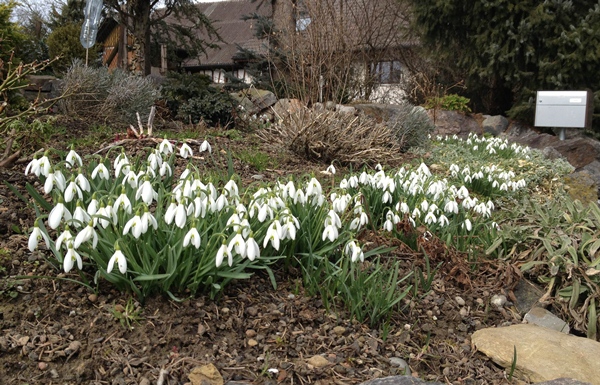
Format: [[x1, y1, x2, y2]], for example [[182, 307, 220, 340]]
[[535, 90, 592, 129]]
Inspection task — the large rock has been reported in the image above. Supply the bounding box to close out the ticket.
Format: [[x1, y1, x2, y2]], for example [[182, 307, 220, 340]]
[[482, 115, 509, 136], [426, 110, 481, 138], [472, 324, 600, 384], [271, 98, 304, 118], [563, 171, 598, 204]]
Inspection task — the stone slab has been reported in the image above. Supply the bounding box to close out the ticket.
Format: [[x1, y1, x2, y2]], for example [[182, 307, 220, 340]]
[[472, 324, 600, 384]]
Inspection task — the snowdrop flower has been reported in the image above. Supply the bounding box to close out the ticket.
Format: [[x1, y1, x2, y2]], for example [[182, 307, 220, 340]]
[[159, 161, 172, 177], [114, 188, 133, 215], [383, 218, 394, 232], [179, 143, 193, 158], [63, 177, 83, 203], [456, 185, 469, 199], [91, 162, 110, 180], [326, 210, 342, 228], [322, 224, 339, 242], [263, 223, 281, 250], [200, 140, 212, 153], [74, 221, 98, 249], [107, 243, 127, 274], [164, 199, 178, 225], [136, 178, 157, 205], [326, 164, 336, 175], [306, 178, 322, 197], [114, 155, 130, 177], [444, 200, 459, 214], [345, 240, 364, 262], [228, 232, 246, 258], [215, 194, 228, 212], [75, 172, 90, 192], [87, 193, 99, 216], [123, 213, 143, 238], [64, 243, 82, 273], [122, 170, 139, 189], [499, 183, 508, 191], [224, 179, 239, 198], [411, 207, 421, 219], [140, 207, 158, 233], [424, 211, 437, 225], [147, 150, 162, 171], [28, 220, 50, 252], [25, 156, 41, 176], [215, 242, 233, 267], [65, 148, 83, 168], [462, 218, 473, 231], [55, 226, 73, 251], [48, 199, 72, 229], [44, 170, 59, 194], [38, 153, 52, 177], [174, 202, 187, 228], [183, 227, 201, 249], [293, 189, 306, 205], [159, 138, 173, 155], [72, 201, 91, 227], [382, 191, 392, 204], [95, 203, 116, 229], [438, 214, 449, 227], [246, 235, 260, 261], [399, 202, 410, 214]]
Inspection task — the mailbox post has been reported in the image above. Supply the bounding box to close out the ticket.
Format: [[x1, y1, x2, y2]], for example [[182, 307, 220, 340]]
[[534, 90, 593, 140]]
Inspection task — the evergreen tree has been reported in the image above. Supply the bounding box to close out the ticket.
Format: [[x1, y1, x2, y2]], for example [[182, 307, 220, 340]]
[[409, 0, 600, 122]]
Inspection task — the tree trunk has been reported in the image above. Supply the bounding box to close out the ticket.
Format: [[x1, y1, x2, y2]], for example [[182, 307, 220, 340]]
[[128, 0, 152, 75]]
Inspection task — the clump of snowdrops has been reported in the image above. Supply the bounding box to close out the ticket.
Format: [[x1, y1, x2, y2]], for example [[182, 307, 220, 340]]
[[24, 139, 367, 301], [24, 133, 539, 322]]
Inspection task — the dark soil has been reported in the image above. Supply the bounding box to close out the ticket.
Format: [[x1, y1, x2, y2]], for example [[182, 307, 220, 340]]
[[0, 119, 519, 384]]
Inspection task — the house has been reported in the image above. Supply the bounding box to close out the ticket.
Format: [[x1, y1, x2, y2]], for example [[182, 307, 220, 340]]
[[269, 0, 416, 104], [97, 0, 269, 81], [98, 0, 415, 104]]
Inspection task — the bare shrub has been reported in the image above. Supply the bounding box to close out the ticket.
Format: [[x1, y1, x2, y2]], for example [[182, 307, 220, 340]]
[[58, 60, 160, 125], [259, 108, 402, 166]]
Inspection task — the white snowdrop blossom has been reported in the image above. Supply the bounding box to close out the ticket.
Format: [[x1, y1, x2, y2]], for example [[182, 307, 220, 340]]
[[74, 222, 98, 249], [25, 157, 41, 176], [28, 221, 50, 252], [55, 227, 73, 251], [345, 240, 364, 262], [107, 246, 128, 274], [215, 243, 233, 267], [64, 178, 83, 203], [63, 243, 82, 273], [123, 214, 143, 238], [462, 218, 473, 231], [48, 200, 72, 229], [322, 224, 339, 242], [179, 143, 193, 158], [159, 138, 173, 155], [183, 227, 201, 249], [114, 190, 133, 215], [200, 140, 212, 153], [136, 179, 157, 205], [65, 149, 83, 168], [72, 201, 91, 227], [228, 232, 246, 258], [246, 236, 260, 261], [326, 164, 336, 175], [91, 163, 110, 180]]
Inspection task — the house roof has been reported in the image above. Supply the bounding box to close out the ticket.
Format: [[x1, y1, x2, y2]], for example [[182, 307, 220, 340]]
[[176, 0, 271, 69]]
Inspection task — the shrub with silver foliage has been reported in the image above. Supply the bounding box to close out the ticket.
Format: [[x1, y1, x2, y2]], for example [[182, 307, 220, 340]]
[[58, 60, 160, 126], [388, 104, 434, 151]]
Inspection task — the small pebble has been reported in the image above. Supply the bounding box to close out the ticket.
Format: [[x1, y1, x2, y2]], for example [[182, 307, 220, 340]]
[[246, 329, 257, 338], [247, 339, 258, 347], [455, 296, 466, 306], [459, 307, 468, 317], [333, 326, 346, 336], [38, 362, 48, 371], [88, 294, 97, 303], [491, 294, 507, 307]]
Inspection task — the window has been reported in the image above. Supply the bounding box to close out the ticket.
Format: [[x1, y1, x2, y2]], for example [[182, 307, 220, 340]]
[[371, 61, 403, 84], [294, 0, 311, 32]]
